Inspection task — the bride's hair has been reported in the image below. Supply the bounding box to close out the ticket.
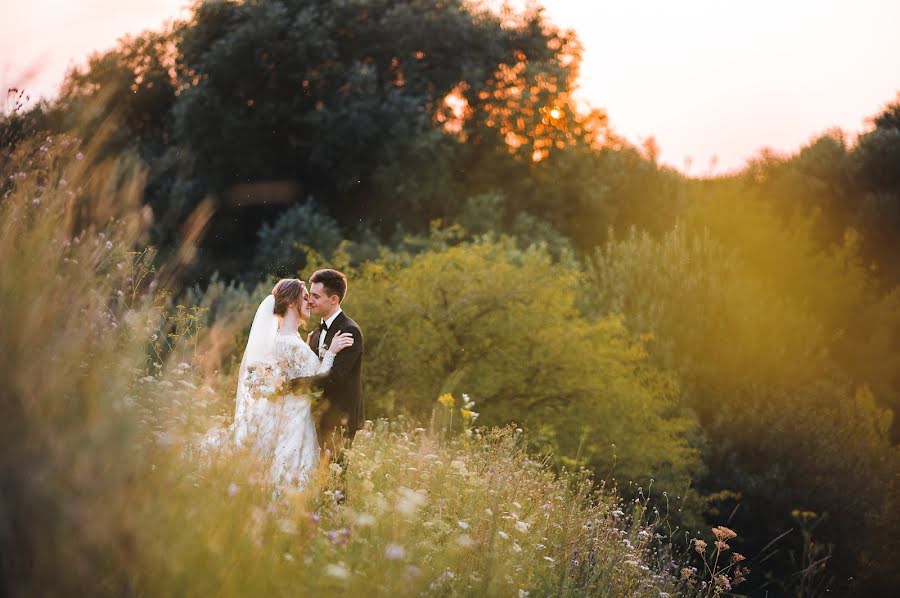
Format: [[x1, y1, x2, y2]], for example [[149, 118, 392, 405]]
[[272, 278, 305, 317]]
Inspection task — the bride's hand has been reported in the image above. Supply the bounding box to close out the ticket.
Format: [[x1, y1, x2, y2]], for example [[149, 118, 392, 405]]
[[306, 330, 315, 345], [328, 331, 354, 354]]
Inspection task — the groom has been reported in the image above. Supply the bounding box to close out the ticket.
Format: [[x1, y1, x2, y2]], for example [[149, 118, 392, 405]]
[[306, 268, 364, 452]]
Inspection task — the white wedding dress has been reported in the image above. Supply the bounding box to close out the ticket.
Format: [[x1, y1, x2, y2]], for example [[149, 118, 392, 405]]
[[231, 296, 334, 489]]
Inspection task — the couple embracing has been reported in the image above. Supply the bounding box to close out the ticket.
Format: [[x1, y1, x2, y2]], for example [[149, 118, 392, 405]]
[[232, 269, 364, 489]]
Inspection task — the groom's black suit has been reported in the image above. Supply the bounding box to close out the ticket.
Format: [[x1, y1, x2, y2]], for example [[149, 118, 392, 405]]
[[308, 311, 364, 445]]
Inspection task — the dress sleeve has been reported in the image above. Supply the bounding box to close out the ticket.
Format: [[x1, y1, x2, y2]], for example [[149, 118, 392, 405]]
[[278, 335, 334, 379]]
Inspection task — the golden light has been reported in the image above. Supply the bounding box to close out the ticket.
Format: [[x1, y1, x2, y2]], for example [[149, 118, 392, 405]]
[[437, 83, 471, 136], [549, 108, 561, 119]]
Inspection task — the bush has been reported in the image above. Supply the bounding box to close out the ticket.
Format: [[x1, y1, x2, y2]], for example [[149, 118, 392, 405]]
[[252, 199, 344, 278]]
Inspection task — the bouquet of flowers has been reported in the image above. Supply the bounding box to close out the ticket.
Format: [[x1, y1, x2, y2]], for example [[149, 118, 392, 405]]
[[244, 360, 288, 401]]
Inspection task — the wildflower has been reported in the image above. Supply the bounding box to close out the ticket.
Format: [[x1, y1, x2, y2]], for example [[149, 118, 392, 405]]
[[384, 543, 406, 560], [227, 483, 240, 496], [512, 501, 523, 510], [518, 590, 529, 598], [732, 552, 746, 563], [457, 534, 475, 548], [32, 197, 40, 205], [512, 542, 522, 552], [485, 508, 493, 516], [395, 487, 427, 515], [693, 539, 707, 554], [327, 528, 349, 545], [515, 521, 529, 533], [330, 462, 343, 475], [542, 556, 555, 564], [460, 408, 479, 421], [354, 513, 375, 527], [498, 530, 509, 540], [106, 240, 113, 250], [334, 490, 345, 502], [711, 526, 737, 541], [75, 152, 84, 161], [437, 393, 455, 408], [715, 540, 730, 551], [457, 520, 469, 529], [283, 552, 294, 562], [277, 519, 298, 534], [406, 566, 421, 577], [681, 567, 696, 579], [325, 563, 349, 579]]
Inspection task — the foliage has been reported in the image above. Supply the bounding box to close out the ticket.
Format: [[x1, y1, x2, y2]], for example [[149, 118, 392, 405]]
[[301, 235, 704, 497], [585, 200, 900, 593], [37, 0, 673, 279], [252, 198, 344, 278]]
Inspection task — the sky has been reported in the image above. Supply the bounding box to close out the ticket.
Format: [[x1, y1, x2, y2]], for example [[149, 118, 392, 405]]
[[2, 0, 899, 175]]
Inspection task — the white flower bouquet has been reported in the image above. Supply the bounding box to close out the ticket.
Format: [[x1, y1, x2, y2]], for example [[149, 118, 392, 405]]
[[244, 361, 288, 401]]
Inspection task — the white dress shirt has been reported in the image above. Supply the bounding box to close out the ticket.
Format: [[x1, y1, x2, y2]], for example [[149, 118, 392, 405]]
[[318, 308, 343, 355]]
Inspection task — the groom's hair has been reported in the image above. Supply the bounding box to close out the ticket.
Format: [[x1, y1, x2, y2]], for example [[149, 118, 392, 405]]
[[310, 269, 348, 303]]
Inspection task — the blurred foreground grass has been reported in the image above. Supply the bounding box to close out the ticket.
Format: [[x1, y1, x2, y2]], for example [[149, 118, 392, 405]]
[[0, 134, 742, 596]]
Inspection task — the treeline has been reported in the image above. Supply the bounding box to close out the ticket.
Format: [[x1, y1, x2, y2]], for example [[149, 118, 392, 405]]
[[3, 0, 900, 595]]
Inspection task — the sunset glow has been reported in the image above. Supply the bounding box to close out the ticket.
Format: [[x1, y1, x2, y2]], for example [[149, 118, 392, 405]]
[[2, 0, 899, 175]]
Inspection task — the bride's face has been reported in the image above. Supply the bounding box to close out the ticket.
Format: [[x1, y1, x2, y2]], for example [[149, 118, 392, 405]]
[[299, 286, 311, 319]]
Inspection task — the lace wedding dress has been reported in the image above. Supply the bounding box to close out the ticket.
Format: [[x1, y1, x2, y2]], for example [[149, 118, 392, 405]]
[[230, 296, 334, 489]]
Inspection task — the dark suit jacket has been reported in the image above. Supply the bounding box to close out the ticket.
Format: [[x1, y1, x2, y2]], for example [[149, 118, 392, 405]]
[[308, 311, 364, 437]]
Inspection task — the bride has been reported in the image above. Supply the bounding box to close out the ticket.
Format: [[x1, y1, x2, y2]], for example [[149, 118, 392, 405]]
[[233, 278, 353, 489]]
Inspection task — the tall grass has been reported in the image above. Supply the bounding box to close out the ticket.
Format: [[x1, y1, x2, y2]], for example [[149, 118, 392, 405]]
[[0, 132, 742, 596]]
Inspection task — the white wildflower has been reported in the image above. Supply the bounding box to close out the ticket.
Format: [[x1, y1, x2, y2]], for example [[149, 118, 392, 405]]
[[325, 563, 349, 579], [354, 513, 375, 527], [457, 534, 475, 548]]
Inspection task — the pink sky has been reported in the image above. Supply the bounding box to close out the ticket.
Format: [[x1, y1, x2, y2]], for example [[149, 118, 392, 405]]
[[2, 0, 899, 175]]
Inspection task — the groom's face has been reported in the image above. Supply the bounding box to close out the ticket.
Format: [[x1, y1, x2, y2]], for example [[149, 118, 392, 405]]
[[308, 282, 336, 317]]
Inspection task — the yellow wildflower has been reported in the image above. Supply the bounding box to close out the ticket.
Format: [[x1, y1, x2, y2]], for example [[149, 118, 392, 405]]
[[437, 393, 455, 408]]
